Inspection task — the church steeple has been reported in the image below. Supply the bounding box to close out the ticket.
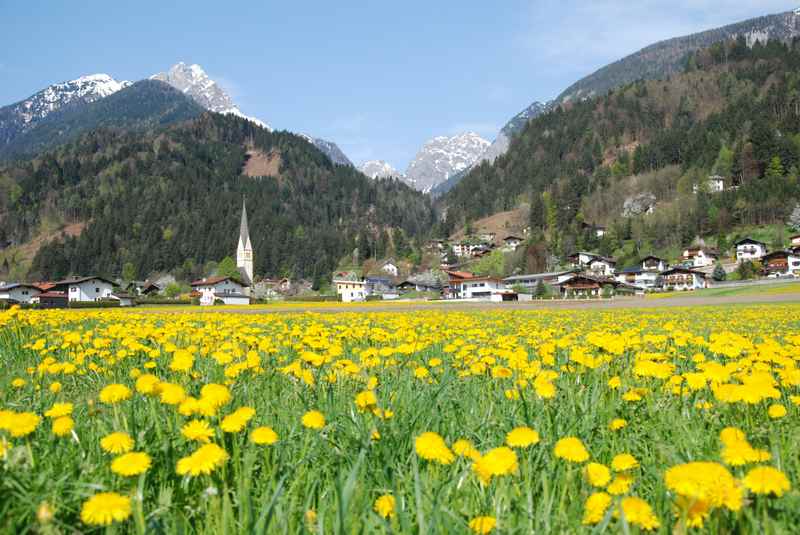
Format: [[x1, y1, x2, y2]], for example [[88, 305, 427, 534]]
[[236, 197, 253, 288]]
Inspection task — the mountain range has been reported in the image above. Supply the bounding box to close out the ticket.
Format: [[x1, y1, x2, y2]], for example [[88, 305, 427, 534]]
[[0, 62, 352, 166]]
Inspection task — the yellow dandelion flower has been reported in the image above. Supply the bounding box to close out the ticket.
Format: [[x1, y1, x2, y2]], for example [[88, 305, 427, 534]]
[[111, 452, 152, 476], [373, 494, 395, 519], [51, 416, 74, 437], [453, 439, 481, 461], [44, 402, 73, 419], [616, 497, 660, 531], [505, 426, 540, 448], [554, 437, 589, 463], [743, 466, 791, 497], [472, 446, 518, 485], [80, 492, 131, 526], [250, 426, 279, 445], [582, 492, 612, 525], [181, 419, 215, 443], [585, 462, 612, 488], [609, 418, 627, 431], [767, 404, 787, 419], [415, 432, 454, 465], [98, 384, 132, 404], [611, 453, 639, 472], [301, 410, 326, 430], [176, 443, 229, 476], [355, 390, 378, 411], [220, 407, 256, 433], [468, 516, 496, 534], [100, 432, 134, 454]]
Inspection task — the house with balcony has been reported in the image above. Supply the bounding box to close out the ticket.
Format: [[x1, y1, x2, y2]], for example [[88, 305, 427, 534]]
[[681, 248, 718, 268], [614, 267, 662, 291], [190, 276, 250, 305], [735, 238, 768, 263], [661, 267, 707, 291], [761, 250, 800, 277]]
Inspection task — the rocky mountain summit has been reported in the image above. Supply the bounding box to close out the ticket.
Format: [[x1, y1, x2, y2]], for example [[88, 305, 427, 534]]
[[357, 160, 402, 179], [404, 132, 490, 192]]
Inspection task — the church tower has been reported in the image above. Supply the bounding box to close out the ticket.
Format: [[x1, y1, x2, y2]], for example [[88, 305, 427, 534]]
[[236, 198, 254, 290]]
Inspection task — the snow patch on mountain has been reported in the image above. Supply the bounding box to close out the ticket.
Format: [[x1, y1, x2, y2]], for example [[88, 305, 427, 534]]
[[358, 160, 402, 179], [404, 132, 490, 193], [151, 62, 271, 130], [13, 74, 131, 126]]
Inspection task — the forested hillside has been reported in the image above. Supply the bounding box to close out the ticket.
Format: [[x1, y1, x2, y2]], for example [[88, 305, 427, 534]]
[[442, 38, 800, 264], [1, 113, 434, 282]]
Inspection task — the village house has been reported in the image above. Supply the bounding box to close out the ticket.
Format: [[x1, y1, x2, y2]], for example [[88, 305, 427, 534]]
[[587, 256, 616, 277], [661, 267, 707, 291], [334, 279, 366, 302], [556, 275, 635, 298], [380, 260, 399, 277], [479, 232, 496, 243], [567, 252, 601, 269], [52, 276, 115, 302], [735, 238, 768, 263], [445, 270, 511, 300], [614, 267, 662, 291], [693, 175, 726, 194], [401, 272, 443, 293], [761, 250, 800, 277], [580, 222, 606, 238], [641, 255, 669, 272], [502, 235, 524, 251], [191, 276, 250, 306], [364, 276, 397, 297], [681, 248, 718, 268], [503, 270, 578, 291], [0, 283, 42, 304]]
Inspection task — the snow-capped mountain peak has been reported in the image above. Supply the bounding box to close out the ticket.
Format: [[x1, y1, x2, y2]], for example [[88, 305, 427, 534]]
[[12, 73, 132, 126], [151, 62, 271, 130], [404, 132, 490, 192], [358, 160, 401, 179]]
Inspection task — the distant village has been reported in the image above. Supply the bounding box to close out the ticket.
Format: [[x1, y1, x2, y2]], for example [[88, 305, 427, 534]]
[[3, 200, 800, 308]]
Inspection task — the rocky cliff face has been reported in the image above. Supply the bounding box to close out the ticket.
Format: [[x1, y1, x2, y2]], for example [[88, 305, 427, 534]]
[[151, 62, 270, 129], [357, 160, 402, 179], [404, 132, 490, 192]]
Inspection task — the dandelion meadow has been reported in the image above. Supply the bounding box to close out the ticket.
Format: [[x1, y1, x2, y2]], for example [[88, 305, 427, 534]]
[[1, 304, 799, 533]]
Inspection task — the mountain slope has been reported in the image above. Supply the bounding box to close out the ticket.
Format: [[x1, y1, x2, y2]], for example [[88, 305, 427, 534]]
[[442, 38, 800, 260], [558, 10, 800, 104], [404, 132, 490, 192], [0, 80, 204, 159], [2, 113, 434, 280], [0, 74, 130, 149]]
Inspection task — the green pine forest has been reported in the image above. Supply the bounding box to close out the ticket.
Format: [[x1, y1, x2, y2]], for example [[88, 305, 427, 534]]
[[441, 38, 800, 268], [1, 113, 434, 284]]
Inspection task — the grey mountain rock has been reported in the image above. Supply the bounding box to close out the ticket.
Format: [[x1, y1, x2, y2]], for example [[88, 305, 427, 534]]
[[404, 132, 490, 193]]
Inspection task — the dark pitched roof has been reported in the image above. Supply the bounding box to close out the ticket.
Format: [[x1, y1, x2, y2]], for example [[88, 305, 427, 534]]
[[0, 283, 42, 292], [735, 238, 767, 247], [190, 276, 249, 287], [52, 276, 116, 289]]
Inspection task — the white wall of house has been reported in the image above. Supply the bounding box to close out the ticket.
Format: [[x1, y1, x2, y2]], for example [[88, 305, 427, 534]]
[[197, 279, 248, 305], [736, 242, 767, 262], [664, 273, 706, 291], [335, 281, 366, 302], [0, 286, 41, 303], [587, 259, 615, 276], [68, 280, 114, 302], [381, 263, 399, 277], [455, 279, 506, 299]]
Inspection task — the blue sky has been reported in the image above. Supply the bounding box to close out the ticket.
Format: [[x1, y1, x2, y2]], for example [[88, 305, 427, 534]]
[[0, 0, 793, 169]]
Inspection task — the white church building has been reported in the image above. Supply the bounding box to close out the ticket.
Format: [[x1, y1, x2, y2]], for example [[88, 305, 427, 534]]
[[236, 198, 254, 294]]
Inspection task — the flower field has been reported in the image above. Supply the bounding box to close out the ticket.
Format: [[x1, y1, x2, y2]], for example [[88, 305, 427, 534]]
[[0, 304, 798, 533]]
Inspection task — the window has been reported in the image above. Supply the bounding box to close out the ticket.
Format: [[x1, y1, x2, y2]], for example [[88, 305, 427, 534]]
[[70, 287, 78, 292], [95, 288, 100, 293]]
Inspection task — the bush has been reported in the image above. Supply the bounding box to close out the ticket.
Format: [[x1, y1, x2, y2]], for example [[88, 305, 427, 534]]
[[134, 298, 192, 305], [68, 300, 121, 309], [712, 263, 727, 282], [285, 295, 341, 303]]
